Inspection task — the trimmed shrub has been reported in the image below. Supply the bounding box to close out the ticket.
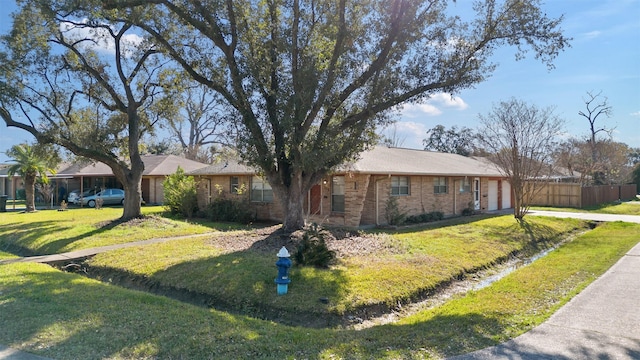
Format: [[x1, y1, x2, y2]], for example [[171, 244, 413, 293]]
[[384, 196, 407, 226], [206, 197, 254, 224], [163, 167, 199, 218], [294, 224, 336, 268], [404, 211, 445, 224]]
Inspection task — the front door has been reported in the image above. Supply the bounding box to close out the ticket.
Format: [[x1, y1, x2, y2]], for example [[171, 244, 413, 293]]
[[488, 180, 499, 211], [473, 178, 480, 210], [309, 184, 321, 215]]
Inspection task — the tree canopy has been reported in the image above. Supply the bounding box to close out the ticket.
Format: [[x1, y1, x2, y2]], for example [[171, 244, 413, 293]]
[[423, 124, 478, 156], [104, 0, 569, 231], [2, 0, 570, 230]]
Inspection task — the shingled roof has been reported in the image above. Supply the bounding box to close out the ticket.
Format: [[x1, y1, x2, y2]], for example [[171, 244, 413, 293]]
[[55, 155, 208, 177], [339, 146, 503, 177], [188, 159, 256, 176], [186, 146, 504, 177]]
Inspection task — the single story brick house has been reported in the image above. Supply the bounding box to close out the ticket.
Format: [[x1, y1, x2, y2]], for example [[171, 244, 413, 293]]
[[189, 146, 513, 227]]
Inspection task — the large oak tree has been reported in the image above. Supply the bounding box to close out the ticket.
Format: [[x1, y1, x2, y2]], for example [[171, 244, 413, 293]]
[[0, 0, 174, 220], [106, 0, 569, 231]]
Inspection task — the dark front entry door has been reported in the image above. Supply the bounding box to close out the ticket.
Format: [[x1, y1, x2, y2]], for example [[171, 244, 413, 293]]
[[309, 184, 321, 215]]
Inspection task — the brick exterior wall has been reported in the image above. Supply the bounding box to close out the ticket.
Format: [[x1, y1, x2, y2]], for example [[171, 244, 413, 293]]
[[194, 174, 501, 228], [195, 175, 284, 222], [360, 175, 478, 226]]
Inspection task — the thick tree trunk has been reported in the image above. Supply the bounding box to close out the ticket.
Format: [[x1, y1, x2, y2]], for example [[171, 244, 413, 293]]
[[282, 187, 306, 233], [270, 171, 318, 233], [115, 156, 144, 221], [122, 178, 143, 220]]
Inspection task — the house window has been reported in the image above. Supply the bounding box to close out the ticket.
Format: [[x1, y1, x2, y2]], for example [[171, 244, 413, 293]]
[[230, 176, 240, 194], [391, 176, 410, 196], [331, 176, 345, 212], [434, 177, 448, 194], [460, 177, 471, 193], [250, 176, 273, 202]]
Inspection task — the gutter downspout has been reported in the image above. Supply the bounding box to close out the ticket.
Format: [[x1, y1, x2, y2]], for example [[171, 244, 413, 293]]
[[454, 179, 457, 215]]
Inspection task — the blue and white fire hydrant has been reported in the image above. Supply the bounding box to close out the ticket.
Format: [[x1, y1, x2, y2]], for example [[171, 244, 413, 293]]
[[275, 246, 292, 295]]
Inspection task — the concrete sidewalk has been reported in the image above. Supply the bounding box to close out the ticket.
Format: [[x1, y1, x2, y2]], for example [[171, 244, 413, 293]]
[[528, 209, 640, 224], [449, 241, 640, 360], [0, 346, 50, 360]]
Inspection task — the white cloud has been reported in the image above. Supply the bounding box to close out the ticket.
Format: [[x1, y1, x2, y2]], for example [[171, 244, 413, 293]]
[[381, 121, 427, 149], [399, 92, 468, 118], [60, 19, 144, 56], [400, 103, 442, 118], [631, 111, 640, 117], [583, 30, 602, 40], [428, 93, 469, 110]]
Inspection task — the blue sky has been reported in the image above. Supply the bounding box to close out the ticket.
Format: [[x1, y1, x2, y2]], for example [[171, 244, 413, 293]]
[[1, 0, 639, 163]]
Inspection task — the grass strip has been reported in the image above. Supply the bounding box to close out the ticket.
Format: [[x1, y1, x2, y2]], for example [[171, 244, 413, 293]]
[[532, 201, 640, 215]]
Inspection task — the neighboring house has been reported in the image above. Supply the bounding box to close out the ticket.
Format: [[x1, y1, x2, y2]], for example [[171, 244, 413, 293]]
[[55, 155, 209, 204], [0, 155, 209, 205], [189, 146, 513, 228], [0, 164, 13, 197]]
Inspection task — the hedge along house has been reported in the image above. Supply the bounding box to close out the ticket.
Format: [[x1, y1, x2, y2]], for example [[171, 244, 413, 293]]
[[189, 146, 513, 228]]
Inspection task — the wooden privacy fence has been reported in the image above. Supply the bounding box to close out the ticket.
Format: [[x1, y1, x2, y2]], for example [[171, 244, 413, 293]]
[[530, 183, 637, 208], [581, 184, 637, 207]]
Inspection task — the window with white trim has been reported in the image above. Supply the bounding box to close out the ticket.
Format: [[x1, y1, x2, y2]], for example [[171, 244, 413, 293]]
[[331, 176, 345, 212], [434, 177, 448, 194], [230, 176, 240, 194], [391, 176, 410, 196], [459, 177, 471, 193], [251, 176, 273, 202]]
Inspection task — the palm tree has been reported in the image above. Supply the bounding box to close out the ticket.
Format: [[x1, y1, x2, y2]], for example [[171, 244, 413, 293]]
[[6, 143, 57, 212]]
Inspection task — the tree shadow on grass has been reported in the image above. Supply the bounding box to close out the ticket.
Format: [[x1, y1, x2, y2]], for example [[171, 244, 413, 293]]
[[0, 220, 71, 256]]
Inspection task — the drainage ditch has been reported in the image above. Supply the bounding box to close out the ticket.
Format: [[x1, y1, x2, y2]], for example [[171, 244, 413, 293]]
[[51, 224, 597, 330]]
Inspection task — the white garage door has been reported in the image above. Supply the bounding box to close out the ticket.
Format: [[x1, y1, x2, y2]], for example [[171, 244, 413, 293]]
[[502, 181, 512, 209], [488, 180, 499, 211]]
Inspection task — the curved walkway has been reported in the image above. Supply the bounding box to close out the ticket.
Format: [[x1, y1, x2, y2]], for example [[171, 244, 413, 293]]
[[2, 211, 640, 359]]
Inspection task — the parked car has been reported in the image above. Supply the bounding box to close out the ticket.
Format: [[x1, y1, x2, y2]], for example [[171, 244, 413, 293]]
[[67, 188, 98, 204], [80, 188, 125, 208]]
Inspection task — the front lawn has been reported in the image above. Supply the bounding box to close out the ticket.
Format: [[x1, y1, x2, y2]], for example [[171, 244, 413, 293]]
[[0, 206, 246, 255], [1, 221, 638, 359], [83, 215, 586, 321]]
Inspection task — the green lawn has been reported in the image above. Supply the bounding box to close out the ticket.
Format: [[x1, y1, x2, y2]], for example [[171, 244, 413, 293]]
[[85, 215, 587, 317], [1, 221, 637, 359], [0, 206, 246, 255], [1, 207, 638, 358]]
